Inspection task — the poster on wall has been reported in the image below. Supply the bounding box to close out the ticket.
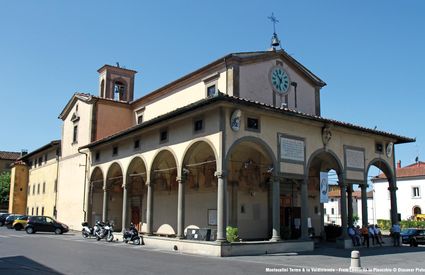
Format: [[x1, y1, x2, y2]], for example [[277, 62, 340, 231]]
[[320, 172, 329, 203], [208, 209, 217, 226]]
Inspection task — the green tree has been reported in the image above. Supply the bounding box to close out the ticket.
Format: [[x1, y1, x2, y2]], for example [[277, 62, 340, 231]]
[[352, 214, 359, 225], [0, 171, 11, 204]]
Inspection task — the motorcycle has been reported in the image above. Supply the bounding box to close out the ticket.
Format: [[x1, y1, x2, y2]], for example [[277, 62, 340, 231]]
[[81, 221, 95, 238], [123, 223, 142, 245], [93, 220, 105, 238], [95, 221, 114, 242]]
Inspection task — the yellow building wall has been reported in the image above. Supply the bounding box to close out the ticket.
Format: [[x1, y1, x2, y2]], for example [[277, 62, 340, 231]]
[[26, 149, 59, 218]]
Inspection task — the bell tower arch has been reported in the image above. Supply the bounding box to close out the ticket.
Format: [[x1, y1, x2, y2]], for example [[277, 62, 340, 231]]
[[97, 64, 137, 102]]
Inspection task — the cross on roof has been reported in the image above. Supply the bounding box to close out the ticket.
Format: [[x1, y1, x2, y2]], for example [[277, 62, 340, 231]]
[[268, 13, 279, 34]]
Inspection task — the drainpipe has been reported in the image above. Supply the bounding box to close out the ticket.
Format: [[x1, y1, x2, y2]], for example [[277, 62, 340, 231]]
[[78, 147, 88, 221], [54, 151, 60, 219], [224, 57, 228, 95]]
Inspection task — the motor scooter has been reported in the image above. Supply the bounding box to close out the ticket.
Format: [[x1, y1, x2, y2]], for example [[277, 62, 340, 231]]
[[123, 223, 142, 245], [81, 222, 95, 238]]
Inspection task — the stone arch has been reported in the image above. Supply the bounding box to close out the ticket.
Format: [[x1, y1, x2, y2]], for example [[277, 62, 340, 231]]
[[125, 156, 148, 231], [225, 136, 278, 175], [366, 158, 394, 185], [182, 140, 218, 188], [181, 140, 218, 232], [100, 79, 105, 98], [90, 166, 104, 181], [181, 138, 219, 170], [88, 166, 104, 225], [105, 162, 124, 231], [112, 77, 128, 101], [225, 136, 277, 240], [306, 148, 344, 181], [305, 148, 344, 239], [150, 147, 179, 175], [150, 148, 179, 234], [366, 158, 397, 224]]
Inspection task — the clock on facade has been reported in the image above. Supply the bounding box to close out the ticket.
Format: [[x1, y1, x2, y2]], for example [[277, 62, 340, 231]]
[[270, 66, 290, 94]]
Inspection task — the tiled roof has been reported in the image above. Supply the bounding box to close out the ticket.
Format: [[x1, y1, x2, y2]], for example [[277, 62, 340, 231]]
[[130, 50, 326, 106], [81, 93, 414, 149], [375, 161, 425, 179], [0, 151, 21, 160], [224, 94, 414, 143], [58, 92, 130, 120], [328, 188, 373, 199], [18, 140, 61, 161]]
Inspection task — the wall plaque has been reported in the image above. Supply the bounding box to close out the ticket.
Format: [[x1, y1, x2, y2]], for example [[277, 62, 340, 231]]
[[345, 148, 365, 169], [208, 209, 217, 226], [280, 136, 305, 162]]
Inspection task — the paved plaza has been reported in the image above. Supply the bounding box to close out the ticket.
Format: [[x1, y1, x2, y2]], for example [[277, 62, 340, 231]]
[[1, 227, 425, 274]]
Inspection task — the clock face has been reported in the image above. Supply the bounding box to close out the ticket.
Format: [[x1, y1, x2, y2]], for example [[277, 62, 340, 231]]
[[271, 66, 290, 94]]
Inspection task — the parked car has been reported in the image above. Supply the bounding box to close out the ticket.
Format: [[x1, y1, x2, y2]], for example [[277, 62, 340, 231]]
[[401, 228, 425, 246], [0, 213, 10, 226], [4, 214, 20, 229], [25, 216, 69, 235], [12, 215, 30, 230]]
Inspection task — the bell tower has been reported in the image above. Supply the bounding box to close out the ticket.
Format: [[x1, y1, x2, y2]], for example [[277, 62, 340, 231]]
[[97, 63, 137, 102]]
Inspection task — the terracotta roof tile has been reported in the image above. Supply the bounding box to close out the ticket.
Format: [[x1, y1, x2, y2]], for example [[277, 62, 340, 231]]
[[0, 151, 21, 160], [82, 93, 415, 149], [328, 186, 373, 198], [376, 161, 425, 179]]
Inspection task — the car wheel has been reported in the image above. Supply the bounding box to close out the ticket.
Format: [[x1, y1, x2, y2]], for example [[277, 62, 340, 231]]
[[55, 228, 62, 235], [14, 224, 22, 231], [26, 227, 34, 234], [410, 239, 417, 247], [0, 221, 4, 226]]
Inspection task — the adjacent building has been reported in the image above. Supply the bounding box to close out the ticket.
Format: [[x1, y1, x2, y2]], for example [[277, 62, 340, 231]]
[[0, 151, 20, 174], [324, 185, 374, 226], [9, 141, 60, 216], [1, 151, 21, 211], [373, 161, 425, 221]]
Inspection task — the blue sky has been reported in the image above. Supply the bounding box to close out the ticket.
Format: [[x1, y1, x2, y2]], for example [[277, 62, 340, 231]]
[[1, 1, 423, 174]]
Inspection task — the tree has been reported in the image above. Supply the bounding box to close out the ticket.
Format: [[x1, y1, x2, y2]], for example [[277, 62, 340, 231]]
[[0, 171, 11, 205], [352, 214, 360, 225]]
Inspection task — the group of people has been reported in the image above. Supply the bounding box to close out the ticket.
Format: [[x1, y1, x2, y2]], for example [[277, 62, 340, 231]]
[[348, 224, 384, 247]]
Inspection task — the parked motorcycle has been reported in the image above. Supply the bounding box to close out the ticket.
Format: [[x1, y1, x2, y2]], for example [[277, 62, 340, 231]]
[[95, 221, 114, 242], [81, 222, 95, 238], [93, 220, 105, 238], [123, 223, 142, 245]]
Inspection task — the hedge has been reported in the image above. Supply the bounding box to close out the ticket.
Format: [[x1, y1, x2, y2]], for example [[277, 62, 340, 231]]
[[377, 219, 425, 231]]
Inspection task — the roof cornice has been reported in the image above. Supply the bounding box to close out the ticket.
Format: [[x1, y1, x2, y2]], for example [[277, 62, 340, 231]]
[[18, 140, 61, 161], [130, 50, 326, 107], [81, 93, 414, 150]]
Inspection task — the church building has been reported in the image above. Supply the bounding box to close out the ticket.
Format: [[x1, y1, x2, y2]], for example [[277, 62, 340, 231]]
[[10, 37, 414, 255]]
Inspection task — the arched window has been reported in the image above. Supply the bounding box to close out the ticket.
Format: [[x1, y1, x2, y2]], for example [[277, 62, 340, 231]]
[[113, 80, 126, 101], [100, 79, 105, 98]]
